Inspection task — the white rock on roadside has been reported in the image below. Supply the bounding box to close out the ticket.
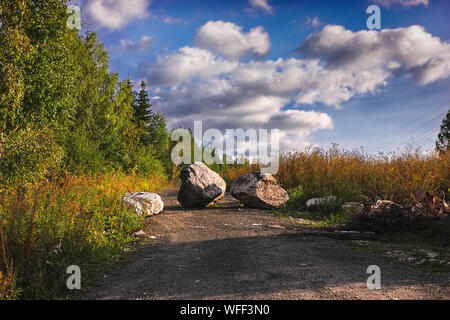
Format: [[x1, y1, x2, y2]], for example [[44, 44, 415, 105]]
[[132, 230, 147, 237], [122, 192, 164, 217], [306, 196, 338, 209]]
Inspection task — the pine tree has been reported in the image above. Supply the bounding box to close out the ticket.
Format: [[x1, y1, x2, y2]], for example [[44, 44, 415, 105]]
[[132, 81, 169, 155], [133, 81, 153, 144], [436, 109, 450, 153]]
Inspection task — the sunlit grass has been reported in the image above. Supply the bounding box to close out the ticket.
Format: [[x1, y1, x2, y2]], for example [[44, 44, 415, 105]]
[[218, 146, 449, 233], [0, 171, 166, 299], [276, 146, 449, 205]]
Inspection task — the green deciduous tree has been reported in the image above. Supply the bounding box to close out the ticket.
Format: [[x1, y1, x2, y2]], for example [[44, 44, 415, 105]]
[[0, 0, 169, 184], [0, 0, 78, 133]]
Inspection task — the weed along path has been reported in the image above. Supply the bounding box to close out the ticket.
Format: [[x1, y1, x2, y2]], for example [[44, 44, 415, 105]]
[[80, 188, 449, 300]]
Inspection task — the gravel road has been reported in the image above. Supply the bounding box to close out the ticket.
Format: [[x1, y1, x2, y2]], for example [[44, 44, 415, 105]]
[[80, 189, 449, 300]]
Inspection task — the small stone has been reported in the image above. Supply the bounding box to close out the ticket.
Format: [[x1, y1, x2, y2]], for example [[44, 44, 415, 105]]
[[336, 230, 360, 234], [268, 225, 285, 229], [306, 196, 338, 209], [133, 230, 147, 237], [416, 259, 426, 265], [427, 252, 439, 259], [341, 202, 364, 214]]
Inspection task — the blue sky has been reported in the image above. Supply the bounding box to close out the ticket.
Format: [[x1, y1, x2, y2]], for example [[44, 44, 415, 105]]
[[72, 0, 450, 154]]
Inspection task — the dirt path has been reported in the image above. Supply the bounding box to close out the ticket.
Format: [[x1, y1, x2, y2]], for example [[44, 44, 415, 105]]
[[81, 188, 449, 300]]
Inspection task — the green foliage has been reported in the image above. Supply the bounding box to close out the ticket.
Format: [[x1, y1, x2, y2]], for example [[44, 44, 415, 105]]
[[0, 173, 166, 299], [0, 0, 172, 299], [62, 126, 105, 173], [284, 186, 307, 211], [132, 82, 170, 168], [0, 0, 77, 132], [133, 81, 154, 139], [0, 127, 64, 186], [1, 0, 172, 181], [436, 109, 450, 153], [147, 111, 170, 158], [130, 145, 166, 177]]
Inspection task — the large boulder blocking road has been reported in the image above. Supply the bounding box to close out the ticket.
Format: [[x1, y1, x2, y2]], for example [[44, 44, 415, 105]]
[[230, 173, 289, 209], [177, 162, 227, 208]]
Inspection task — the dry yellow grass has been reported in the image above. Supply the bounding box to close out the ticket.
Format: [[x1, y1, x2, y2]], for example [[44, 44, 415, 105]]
[[276, 147, 450, 204]]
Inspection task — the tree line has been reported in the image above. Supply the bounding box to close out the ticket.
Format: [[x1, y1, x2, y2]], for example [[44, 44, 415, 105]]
[[1, 0, 449, 188], [0, 0, 170, 186]]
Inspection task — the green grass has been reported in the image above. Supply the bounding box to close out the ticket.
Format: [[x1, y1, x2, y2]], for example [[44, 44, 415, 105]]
[[0, 172, 167, 299]]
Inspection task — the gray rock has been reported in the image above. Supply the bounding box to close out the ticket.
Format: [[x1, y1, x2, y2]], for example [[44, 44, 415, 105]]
[[306, 196, 338, 209], [122, 192, 164, 217], [342, 202, 364, 214], [230, 173, 289, 209], [370, 200, 403, 214], [177, 162, 226, 208]]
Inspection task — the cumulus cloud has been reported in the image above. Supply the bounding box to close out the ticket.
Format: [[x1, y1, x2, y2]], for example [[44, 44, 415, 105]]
[[195, 21, 271, 60], [142, 47, 238, 86], [140, 50, 340, 151], [86, 0, 151, 30], [248, 0, 274, 14], [119, 36, 154, 51], [297, 25, 450, 84], [372, 0, 429, 8], [306, 16, 323, 28], [139, 23, 450, 152]]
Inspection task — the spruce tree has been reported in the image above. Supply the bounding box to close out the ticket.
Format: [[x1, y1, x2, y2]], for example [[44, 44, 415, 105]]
[[436, 109, 450, 153], [133, 81, 153, 144]]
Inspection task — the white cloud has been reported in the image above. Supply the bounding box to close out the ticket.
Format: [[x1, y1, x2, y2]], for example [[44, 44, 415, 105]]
[[139, 23, 450, 152], [306, 16, 322, 28], [120, 36, 154, 51], [297, 25, 450, 84], [163, 16, 185, 25], [248, 0, 274, 14], [143, 47, 238, 86], [195, 21, 271, 60], [140, 50, 340, 151], [372, 0, 429, 8], [86, 0, 151, 30]]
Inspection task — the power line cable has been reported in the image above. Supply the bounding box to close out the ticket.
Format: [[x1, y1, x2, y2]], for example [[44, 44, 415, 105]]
[[378, 99, 450, 141], [374, 106, 449, 152]]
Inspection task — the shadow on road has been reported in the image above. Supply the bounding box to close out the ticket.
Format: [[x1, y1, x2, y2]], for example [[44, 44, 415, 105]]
[[82, 232, 449, 300]]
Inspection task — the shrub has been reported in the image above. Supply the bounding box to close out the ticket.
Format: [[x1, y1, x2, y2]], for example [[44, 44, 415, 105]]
[[0, 172, 166, 299], [130, 145, 166, 178], [284, 186, 307, 211], [0, 127, 64, 187]]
